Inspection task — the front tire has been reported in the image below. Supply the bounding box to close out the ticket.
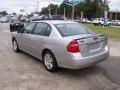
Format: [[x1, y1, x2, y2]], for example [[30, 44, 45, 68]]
[[12, 39, 20, 52], [43, 51, 58, 72]]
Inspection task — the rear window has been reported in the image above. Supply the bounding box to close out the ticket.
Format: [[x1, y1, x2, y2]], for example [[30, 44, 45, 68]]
[[55, 23, 91, 37], [52, 16, 64, 20]]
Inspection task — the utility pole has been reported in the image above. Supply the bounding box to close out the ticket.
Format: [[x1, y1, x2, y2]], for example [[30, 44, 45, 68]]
[[52, 0, 81, 19], [64, 8, 66, 20], [72, 5, 74, 20], [36, 2, 39, 12], [49, 0, 51, 15], [55, 7, 57, 15]]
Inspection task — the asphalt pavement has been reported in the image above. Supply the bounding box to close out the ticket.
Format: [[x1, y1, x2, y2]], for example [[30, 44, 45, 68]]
[[0, 23, 120, 90]]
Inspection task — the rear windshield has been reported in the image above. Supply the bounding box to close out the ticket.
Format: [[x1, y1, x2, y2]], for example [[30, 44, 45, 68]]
[[55, 23, 91, 37], [52, 16, 64, 20]]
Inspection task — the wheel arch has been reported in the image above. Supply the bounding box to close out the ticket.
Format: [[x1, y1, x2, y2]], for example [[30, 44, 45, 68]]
[[42, 48, 58, 65], [42, 48, 58, 72], [42, 48, 54, 59]]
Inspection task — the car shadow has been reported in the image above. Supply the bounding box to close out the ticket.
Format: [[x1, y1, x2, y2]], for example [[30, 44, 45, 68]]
[[15, 50, 120, 85], [58, 65, 104, 78]]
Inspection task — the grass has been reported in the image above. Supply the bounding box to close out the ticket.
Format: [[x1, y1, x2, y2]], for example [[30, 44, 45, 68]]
[[84, 23, 120, 39]]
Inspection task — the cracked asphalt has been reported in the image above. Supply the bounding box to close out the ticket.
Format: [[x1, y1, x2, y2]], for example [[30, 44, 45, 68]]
[[0, 23, 120, 90]]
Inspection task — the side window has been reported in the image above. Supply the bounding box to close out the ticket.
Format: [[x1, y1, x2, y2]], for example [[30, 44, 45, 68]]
[[44, 25, 51, 36], [23, 23, 35, 34], [33, 23, 48, 36]]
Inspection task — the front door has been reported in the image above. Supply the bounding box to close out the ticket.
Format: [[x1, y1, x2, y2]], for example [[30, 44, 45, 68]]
[[17, 23, 36, 53]]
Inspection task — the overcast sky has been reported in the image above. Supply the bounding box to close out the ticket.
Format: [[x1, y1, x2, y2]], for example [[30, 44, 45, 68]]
[[0, 0, 120, 14]]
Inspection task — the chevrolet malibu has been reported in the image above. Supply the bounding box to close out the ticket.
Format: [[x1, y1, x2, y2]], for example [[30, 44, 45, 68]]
[[11, 20, 109, 72]]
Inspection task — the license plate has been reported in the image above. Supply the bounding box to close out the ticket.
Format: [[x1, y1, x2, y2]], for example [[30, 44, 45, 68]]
[[88, 42, 100, 51], [16, 24, 19, 25]]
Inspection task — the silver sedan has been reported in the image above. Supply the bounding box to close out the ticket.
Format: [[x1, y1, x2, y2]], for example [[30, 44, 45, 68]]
[[11, 20, 109, 72]]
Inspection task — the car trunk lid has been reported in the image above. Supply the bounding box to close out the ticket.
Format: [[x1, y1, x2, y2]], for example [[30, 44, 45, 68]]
[[65, 34, 107, 57]]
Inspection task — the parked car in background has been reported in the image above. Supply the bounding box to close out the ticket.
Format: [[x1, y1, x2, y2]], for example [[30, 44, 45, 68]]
[[10, 16, 18, 21], [10, 20, 24, 32], [25, 18, 30, 23], [0, 15, 2, 17], [10, 20, 109, 72], [73, 18, 91, 23], [20, 16, 27, 22], [30, 14, 64, 22], [111, 20, 120, 26], [74, 19, 81, 23], [6, 15, 16, 22], [82, 18, 92, 23], [0, 16, 9, 23], [92, 18, 111, 26]]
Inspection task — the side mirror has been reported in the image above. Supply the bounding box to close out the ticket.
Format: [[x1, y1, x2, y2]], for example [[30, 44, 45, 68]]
[[17, 29, 22, 33]]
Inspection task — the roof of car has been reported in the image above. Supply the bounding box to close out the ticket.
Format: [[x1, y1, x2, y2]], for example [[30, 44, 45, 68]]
[[33, 20, 77, 24]]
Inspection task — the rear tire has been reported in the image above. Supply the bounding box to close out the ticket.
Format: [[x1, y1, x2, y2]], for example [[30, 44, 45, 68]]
[[43, 51, 58, 72]]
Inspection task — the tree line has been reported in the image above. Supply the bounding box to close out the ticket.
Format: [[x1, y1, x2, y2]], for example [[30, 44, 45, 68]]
[[40, 0, 109, 20]]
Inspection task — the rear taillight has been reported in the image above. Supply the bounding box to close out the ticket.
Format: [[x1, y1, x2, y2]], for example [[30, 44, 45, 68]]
[[67, 40, 80, 53]]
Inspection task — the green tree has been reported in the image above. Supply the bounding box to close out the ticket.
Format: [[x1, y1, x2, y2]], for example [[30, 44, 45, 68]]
[[40, 0, 109, 19], [40, 7, 48, 15], [59, 0, 72, 18], [74, 0, 109, 19], [40, 4, 58, 15]]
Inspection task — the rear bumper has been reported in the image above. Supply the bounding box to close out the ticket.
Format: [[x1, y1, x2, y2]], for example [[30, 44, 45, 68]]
[[60, 50, 109, 69]]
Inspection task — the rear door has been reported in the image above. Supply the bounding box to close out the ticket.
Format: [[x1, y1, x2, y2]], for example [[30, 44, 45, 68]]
[[27, 22, 51, 59]]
